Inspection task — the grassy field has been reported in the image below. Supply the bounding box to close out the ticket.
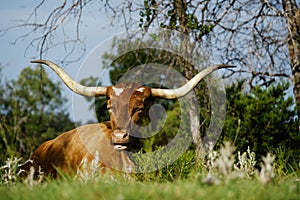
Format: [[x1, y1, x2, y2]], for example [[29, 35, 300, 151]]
[[1, 143, 299, 200], [0, 176, 299, 200]]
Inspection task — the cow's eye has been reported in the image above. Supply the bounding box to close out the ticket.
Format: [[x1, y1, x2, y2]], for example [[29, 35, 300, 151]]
[[133, 108, 143, 114]]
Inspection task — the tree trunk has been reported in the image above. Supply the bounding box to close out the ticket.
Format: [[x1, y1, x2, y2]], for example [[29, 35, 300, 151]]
[[282, 0, 300, 130], [174, 0, 204, 156]]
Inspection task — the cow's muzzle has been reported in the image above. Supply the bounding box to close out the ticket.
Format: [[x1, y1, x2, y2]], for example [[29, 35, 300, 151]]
[[111, 129, 130, 151]]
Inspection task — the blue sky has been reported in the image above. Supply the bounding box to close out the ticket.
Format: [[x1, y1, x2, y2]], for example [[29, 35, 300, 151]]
[[0, 1, 118, 78], [0, 1, 123, 123]]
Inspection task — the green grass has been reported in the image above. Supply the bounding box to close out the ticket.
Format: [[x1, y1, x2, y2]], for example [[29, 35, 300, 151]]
[[1, 143, 299, 200], [1, 177, 299, 200]]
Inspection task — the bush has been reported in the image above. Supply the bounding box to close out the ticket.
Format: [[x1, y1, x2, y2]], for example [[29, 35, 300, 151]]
[[220, 81, 299, 170]]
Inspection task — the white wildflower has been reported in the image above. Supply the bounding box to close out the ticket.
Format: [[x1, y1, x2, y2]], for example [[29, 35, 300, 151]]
[[256, 153, 275, 185]]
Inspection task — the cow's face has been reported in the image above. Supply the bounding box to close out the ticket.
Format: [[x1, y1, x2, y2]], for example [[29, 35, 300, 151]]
[[106, 83, 154, 150]]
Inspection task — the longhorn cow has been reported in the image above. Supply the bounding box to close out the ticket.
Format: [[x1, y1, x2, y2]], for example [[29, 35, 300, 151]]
[[21, 60, 233, 177]]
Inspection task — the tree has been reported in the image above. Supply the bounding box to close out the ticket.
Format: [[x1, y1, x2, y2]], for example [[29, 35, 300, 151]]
[[137, 0, 300, 118], [214, 0, 300, 116], [0, 66, 74, 159], [222, 80, 299, 165], [283, 0, 300, 116]]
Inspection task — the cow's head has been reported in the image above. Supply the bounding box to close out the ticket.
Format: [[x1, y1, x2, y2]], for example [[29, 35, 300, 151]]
[[31, 60, 234, 150], [106, 83, 155, 150]]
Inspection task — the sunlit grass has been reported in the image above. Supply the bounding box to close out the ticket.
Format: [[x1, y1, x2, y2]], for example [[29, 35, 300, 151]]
[[1, 176, 299, 200]]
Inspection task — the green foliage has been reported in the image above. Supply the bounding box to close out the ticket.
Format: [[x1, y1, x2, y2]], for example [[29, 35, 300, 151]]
[[221, 81, 299, 168], [102, 40, 185, 85], [139, 0, 215, 39], [139, 0, 158, 29], [0, 66, 74, 160], [132, 150, 196, 182]]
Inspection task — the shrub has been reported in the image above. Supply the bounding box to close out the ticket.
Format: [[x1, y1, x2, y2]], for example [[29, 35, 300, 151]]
[[221, 81, 299, 170]]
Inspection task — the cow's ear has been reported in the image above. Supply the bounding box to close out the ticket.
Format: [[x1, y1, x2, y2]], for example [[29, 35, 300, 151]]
[[145, 90, 155, 104]]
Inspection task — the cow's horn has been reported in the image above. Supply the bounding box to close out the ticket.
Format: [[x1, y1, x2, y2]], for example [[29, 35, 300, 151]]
[[31, 60, 107, 97], [151, 64, 235, 99]]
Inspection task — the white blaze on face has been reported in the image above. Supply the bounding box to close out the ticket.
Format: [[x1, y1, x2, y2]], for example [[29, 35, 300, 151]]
[[112, 87, 124, 96], [136, 87, 145, 93]]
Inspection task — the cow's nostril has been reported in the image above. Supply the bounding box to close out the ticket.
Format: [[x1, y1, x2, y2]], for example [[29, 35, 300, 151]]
[[123, 133, 128, 138]]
